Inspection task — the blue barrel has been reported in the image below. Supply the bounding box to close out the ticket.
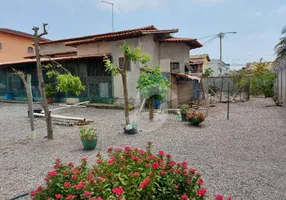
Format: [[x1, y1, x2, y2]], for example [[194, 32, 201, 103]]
[[5, 92, 14, 100], [153, 99, 161, 109]]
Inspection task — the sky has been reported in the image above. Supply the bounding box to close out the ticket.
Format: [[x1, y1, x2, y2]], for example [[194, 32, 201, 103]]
[[0, 0, 285, 70]]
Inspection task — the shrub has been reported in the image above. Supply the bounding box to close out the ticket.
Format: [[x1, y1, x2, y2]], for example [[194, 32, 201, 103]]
[[187, 111, 205, 126], [30, 143, 230, 200]]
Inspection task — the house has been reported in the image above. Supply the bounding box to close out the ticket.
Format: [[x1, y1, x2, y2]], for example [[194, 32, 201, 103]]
[[0, 28, 49, 62], [208, 59, 230, 76], [0, 25, 202, 106], [187, 54, 211, 76]]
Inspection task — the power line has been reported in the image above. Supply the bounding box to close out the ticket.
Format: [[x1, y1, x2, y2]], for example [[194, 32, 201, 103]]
[[198, 34, 218, 40]]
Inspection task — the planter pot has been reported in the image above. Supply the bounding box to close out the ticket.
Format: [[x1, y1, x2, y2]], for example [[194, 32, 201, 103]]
[[181, 113, 188, 122], [5, 92, 14, 100], [189, 117, 203, 126], [66, 98, 79, 105], [27, 109, 43, 118], [123, 127, 138, 135], [81, 138, 97, 151], [47, 97, 53, 104]]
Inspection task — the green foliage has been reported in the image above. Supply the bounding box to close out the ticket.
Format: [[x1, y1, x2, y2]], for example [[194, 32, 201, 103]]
[[275, 26, 286, 63], [230, 70, 248, 88], [31, 143, 231, 200], [56, 73, 85, 96], [137, 66, 170, 100], [104, 42, 151, 76], [202, 68, 214, 77], [250, 59, 276, 96], [179, 104, 189, 114], [79, 127, 97, 140], [44, 83, 56, 98]]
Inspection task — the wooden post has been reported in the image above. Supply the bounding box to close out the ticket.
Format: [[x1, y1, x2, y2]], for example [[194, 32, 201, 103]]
[[27, 74, 35, 139], [33, 23, 53, 140]]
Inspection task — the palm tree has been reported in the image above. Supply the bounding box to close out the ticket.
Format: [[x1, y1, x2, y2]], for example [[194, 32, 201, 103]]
[[275, 26, 286, 64]]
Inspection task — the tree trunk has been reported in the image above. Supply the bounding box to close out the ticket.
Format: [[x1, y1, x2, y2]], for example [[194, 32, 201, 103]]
[[121, 72, 130, 125], [149, 97, 154, 121], [33, 27, 53, 140]]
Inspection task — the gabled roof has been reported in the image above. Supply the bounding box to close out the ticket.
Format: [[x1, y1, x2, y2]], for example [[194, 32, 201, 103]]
[[24, 50, 77, 59], [0, 28, 50, 42], [0, 54, 108, 67], [158, 37, 202, 50], [40, 25, 158, 45], [189, 54, 210, 62], [65, 26, 179, 46]]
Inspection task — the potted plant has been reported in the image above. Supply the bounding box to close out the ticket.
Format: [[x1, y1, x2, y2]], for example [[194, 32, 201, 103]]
[[123, 122, 138, 135], [79, 127, 97, 150], [179, 104, 189, 122], [45, 83, 55, 104], [187, 111, 205, 126]]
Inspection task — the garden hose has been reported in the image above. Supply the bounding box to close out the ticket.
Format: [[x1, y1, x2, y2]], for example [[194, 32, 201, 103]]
[[9, 192, 30, 200]]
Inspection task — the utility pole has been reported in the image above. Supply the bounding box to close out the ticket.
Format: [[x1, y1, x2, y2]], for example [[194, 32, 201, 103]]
[[33, 23, 53, 140], [218, 32, 237, 75], [102, 0, 114, 32]]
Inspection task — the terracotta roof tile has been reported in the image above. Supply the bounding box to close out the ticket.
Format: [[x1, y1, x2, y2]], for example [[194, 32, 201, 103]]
[[0, 54, 108, 67], [24, 50, 77, 59], [39, 25, 157, 45], [0, 28, 50, 41], [158, 37, 203, 49]]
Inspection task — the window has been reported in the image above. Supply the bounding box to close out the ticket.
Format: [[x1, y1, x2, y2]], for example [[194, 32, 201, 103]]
[[170, 62, 180, 72], [119, 57, 131, 71], [0, 43, 2, 51], [27, 47, 34, 54]]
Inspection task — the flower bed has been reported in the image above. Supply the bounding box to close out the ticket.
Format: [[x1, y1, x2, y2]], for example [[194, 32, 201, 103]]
[[30, 143, 230, 200]]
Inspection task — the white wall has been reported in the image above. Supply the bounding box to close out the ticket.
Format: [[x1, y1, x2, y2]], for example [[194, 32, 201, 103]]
[[159, 43, 190, 73], [40, 42, 76, 53]]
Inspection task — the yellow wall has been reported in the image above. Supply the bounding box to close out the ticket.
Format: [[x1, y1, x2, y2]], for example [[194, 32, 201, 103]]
[[0, 32, 35, 62]]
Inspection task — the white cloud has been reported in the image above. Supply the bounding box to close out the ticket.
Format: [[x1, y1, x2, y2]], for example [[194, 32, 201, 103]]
[[93, 0, 165, 13], [192, 0, 225, 5], [276, 4, 286, 15]]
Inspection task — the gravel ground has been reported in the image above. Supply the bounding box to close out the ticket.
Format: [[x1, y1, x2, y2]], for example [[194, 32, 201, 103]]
[[0, 98, 286, 200]]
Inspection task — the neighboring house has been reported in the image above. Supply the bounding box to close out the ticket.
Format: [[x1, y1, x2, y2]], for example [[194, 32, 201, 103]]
[[0, 28, 49, 62], [208, 59, 230, 76], [243, 61, 274, 73], [0, 25, 202, 106], [187, 54, 210, 76]]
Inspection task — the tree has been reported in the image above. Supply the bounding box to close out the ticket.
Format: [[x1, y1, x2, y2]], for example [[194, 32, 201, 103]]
[[33, 24, 53, 139], [137, 66, 170, 121], [250, 58, 276, 97], [104, 43, 150, 125], [275, 26, 286, 64], [202, 68, 214, 77]]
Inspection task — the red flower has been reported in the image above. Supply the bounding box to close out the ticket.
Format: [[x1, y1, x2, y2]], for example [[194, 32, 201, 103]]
[[190, 168, 196, 173], [66, 194, 73, 200], [83, 191, 92, 197], [108, 146, 113, 152], [71, 174, 77, 180], [54, 163, 60, 168], [174, 184, 179, 189], [55, 194, 62, 199], [216, 194, 224, 200], [227, 197, 232, 200], [81, 157, 87, 162], [139, 149, 145, 154], [160, 170, 166, 175], [197, 179, 204, 185], [107, 158, 114, 165], [68, 162, 74, 166], [182, 161, 188, 168], [112, 186, 124, 196], [158, 150, 165, 156], [36, 185, 42, 191], [133, 172, 140, 177], [176, 169, 182, 173], [74, 182, 84, 190], [181, 194, 189, 200], [152, 162, 159, 169], [186, 179, 191, 184], [125, 146, 131, 151], [132, 156, 140, 162], [30, 191, 37, 196], [64, 182, 70, 188], [55, 158, 61, 163], [48, 170, 57, 176], [96, 197, 103, 200], [197, 188, 207, 196], [139, 177, 150, 189]]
